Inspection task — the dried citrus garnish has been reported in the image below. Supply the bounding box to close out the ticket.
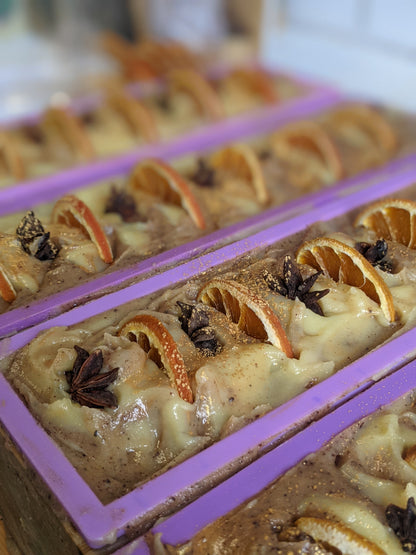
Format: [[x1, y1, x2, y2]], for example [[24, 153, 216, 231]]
[[355, 198, 416, 249], [169, 68, 224, 121], [42, 107, 95, 161], [119, 313, 193, 403], [0, 130, 26, 181], [225, 68, 278, 104], [270, 120, 344, 188], [296, 237, 395, 322], [296, 517, 386, 555], [329, 104, 397, 156], [106, 89, 159, 142], [197, 278, 293, 357], [128, 158, 206, 229], [0, 263, 17, 303], [51, 195, 113, 264], [210, 143, 269, 204]]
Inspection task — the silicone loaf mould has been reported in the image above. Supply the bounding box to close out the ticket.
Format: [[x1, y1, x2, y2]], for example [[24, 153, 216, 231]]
[[2, 143, 416, 341], [4, 179, 416, 551], [0, 64, 335, 193], [4, 95, 416, 338], [143, 358, 416, 555], [0, 86, 342, 214]]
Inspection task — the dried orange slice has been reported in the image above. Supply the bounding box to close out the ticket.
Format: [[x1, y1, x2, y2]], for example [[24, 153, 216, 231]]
[[0, 262, 16, 303], [296, 517, 386, 555], [100, 31, 138, 65], [225, 68, 278, 104], [123, 59, 158, 82], [329, 104, 397, 156], [128, 158, 206, 229], [119, 314, 193, 403], [355, 198, 416, 249], [162, 40, 199, 70], [107, 90, 159, 143], [197, 278, 293, 357], [0, 130, 26, 181], [99, 32, 157, 80], [210, 143, 269, 204], [133, 40, 198, 75], [270, 121, 344, 186], [404, 445, 416, 468], [135, 41, 172, 74], [42, 107, 95, 161], [169, 69, 224, 121], [296, 237, 395, 322], [51, 195, 113, 264]]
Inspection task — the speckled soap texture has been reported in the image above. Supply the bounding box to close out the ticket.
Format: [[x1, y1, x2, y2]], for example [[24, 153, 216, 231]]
[[4, 165, 416, 552], [143, 359, 416, 554]]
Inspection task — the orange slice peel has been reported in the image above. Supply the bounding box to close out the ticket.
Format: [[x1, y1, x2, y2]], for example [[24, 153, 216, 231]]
[[271, 120, 344, 184], [128, 158, 206, 229], [119, 314, 193, 403], [355, 198, 416, 249], [404, 444, 416, 468], [100, 31, 139, 66], [329, 104, 397, 156], [0, 263, 17, 303], [296, 236, 395, 322], [210, 143, 269, 204], [133, 40, 198, 76], [169, 68, 224, 121], [197, 278, 293, 357], [106, 89, 159, 143], [161, 40, 199, 71], [0, 130, 26, 181], [51, 195, 113, 264], [134, 41, 172, 75], [42, 107, 95, 161], [226, 68, 278, 104], [296, 517, 386, 555]]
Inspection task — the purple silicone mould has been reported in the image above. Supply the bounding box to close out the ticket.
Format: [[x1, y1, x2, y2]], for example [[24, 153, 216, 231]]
[[0, 87, 345, 339], [0, 61, 328, 131], [145, 357, 416, 552], [3, 147, 416, 340], [1, 281, 416, 549], [0, 87, 342, 215], [3, 168, 416, 549]]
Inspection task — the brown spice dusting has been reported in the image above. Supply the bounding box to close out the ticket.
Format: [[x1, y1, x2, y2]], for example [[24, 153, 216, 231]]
[[264, 255, 329, 316], [16, 211, 59, 261], [104, 185, 144, 222], [65, 345, 118, 409]]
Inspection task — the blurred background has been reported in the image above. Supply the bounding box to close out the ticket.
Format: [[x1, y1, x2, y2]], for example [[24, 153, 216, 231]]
[[1, 0, 416, 120]]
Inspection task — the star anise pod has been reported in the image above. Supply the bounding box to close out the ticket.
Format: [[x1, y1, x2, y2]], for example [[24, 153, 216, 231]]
[[258, 149, 272, 160], [16, 211, 59, 261], [355, 239, 393, 273], [81, 111, 97, 126], [104, 185, 143, 222], [65, 346, 119, 409], [386, 497, 416, 552], [263, 255, 330, 316], [177, 301, 221, 356], [190, 159, 216, 188], [22, 125, 45, 144], [155, 93, 171, 112]]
